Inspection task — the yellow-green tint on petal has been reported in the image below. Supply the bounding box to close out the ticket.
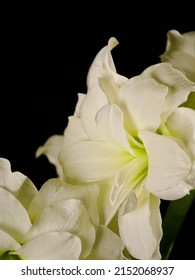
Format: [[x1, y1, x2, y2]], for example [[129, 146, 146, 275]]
[[139, 130, 192, 200], [95, 104, 134, 153], [0, 229, 21, 256], [110, 155, 148, 207], [14, 232, 82, 260], [62, 140, 131, 182]]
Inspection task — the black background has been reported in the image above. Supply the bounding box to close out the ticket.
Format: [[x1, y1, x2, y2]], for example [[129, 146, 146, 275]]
[[1, 4, 194, 259]]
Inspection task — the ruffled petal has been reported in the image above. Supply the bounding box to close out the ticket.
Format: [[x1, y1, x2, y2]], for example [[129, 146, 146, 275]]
[[118, 190, 162, 260], [160, 30, 195, 82], [14, 232, 81, 260], [141, 62, 195, 123], [166, 107, 195, 159], [28, 179, 99, 227], [24, 199, 95, 259], [139, 130, 192, 199], [166, 107, 195, 188], [0, 158, 38, 210], [0, 188, 32, 242]]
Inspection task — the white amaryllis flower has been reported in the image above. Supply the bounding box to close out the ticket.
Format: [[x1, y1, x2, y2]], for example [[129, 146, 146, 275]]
[[160, 29, 195, 83], [0, 157, 124, 260], [36, 37, 195, 260]]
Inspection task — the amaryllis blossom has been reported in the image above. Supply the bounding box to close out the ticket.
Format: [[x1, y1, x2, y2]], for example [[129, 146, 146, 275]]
[[36, 37, 195, 260], [160, 29, 195, 83], [0, 157, 124, 260]]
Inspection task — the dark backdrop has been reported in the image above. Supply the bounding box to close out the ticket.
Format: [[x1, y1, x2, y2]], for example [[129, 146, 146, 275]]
[[1, 4, 194, 260]]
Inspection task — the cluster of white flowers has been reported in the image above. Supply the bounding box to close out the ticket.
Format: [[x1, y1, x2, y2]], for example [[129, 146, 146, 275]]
[[0, 29, 195, 260]]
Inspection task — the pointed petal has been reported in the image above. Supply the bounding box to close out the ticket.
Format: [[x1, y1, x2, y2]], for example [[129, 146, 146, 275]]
[[118, 190, 162, 259], [14, 232, 81, 260], [0, 229, 21, 256], [0, 188, 32, 242], [139, 130, 192, 199], [86, 225, 124, 260], [87, 37, 127, 88], [79, 37, 128, 140], [36, 135, 64, 178], [73, 93, 86, 117]]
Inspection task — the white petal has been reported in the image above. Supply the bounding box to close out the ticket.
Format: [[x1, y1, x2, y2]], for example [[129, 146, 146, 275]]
[[166, 107, 195, 187], [139, 130, 192, 199], [110, 156, 147, 207], [62, 116, 88, 149], [73, 93, 86, 117], [118, 190, 162, 260], [166, 107, 195, 158], [86, 225, 124, 260], [141, 62, 195, 123], [87, 37, 127, 89], [62, 140, 131, 182], [160, 30, 195, 82], [0, 229, 21, 256], [24, 199, 95, 259], [0, 158, 38, 209], [28, 179, 99, 226], [95, 104, 134, 153], [79, 82, 109, 139], [36, 135, 64, 178], [14, 232, 81, 260], [0, 188, 32, 242], [118, 76, 167, 135]]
